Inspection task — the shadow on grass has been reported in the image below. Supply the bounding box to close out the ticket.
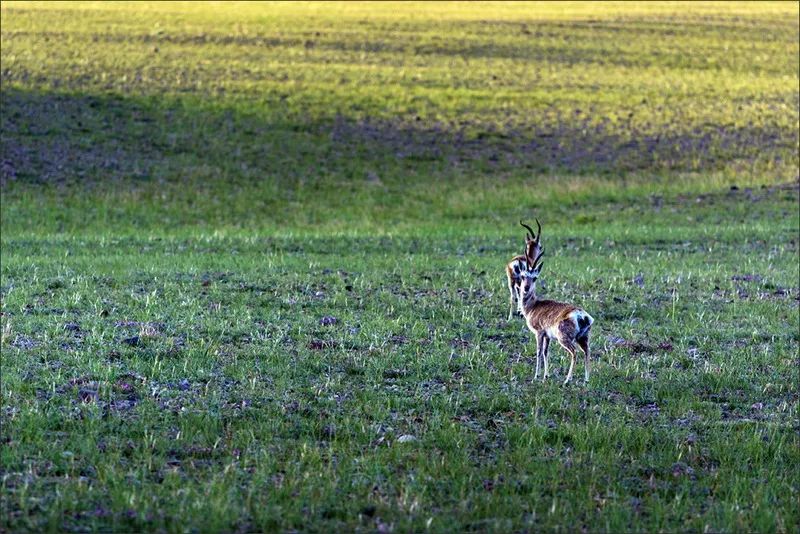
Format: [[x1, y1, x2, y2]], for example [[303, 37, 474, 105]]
[[1, 88, 797, 187]]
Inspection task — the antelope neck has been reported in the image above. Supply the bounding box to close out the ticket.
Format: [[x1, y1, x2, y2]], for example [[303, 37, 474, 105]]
[[521, 288, 539, 314]]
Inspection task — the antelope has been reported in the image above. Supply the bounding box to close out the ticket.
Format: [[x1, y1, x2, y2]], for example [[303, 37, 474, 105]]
[[518, 249, 594, 385], [506, 220, 542, 321]]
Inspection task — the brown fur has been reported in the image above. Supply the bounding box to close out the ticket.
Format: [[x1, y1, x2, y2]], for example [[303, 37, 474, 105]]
[[519, 270, 593, 385], [522, 299, 579, 332]]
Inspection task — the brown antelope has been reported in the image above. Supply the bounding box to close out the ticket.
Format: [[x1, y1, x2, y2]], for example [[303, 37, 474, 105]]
[[506, 220, 542, 321], [518, 249, 594, 385]]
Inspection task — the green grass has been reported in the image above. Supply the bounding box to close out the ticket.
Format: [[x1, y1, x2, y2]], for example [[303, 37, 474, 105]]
[[1, 1, 799, 532]]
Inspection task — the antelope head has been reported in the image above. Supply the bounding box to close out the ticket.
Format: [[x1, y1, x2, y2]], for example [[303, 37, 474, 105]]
[[519, 219, 542, 267], [520, 247, 545, 301]]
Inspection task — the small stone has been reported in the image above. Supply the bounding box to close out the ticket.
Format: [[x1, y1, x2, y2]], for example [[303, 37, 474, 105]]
[[396, 434, 417, 444]]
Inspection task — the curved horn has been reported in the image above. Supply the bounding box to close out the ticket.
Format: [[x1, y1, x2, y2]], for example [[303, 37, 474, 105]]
[[519, 220, 536, 239], [532, 247, 545, 268], [535, 218, 541, 240]]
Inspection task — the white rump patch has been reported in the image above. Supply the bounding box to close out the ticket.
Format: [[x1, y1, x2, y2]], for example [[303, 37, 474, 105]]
[[569, 310, 594, 325], [510, 259, 526, 276], [569, 309, 594, 337]]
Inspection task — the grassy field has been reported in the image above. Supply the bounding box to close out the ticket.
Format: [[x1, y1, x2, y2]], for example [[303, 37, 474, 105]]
[[1, 1, 798, 532]]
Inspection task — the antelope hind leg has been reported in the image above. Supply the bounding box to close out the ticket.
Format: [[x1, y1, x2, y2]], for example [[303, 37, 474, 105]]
[[542, 336, 550, 380], [577, 336, 590, 384], [534, 332, 544, 379], [559, 340, 577, 385]]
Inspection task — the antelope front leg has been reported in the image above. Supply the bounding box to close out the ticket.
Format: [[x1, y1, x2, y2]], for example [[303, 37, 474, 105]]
[[507, 281, 517, 321], [534, 331, 544, 379]]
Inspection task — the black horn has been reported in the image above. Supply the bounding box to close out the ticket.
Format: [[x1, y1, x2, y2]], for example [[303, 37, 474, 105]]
[[532, 247, 545, 268], [519, 220, 536, 239]]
